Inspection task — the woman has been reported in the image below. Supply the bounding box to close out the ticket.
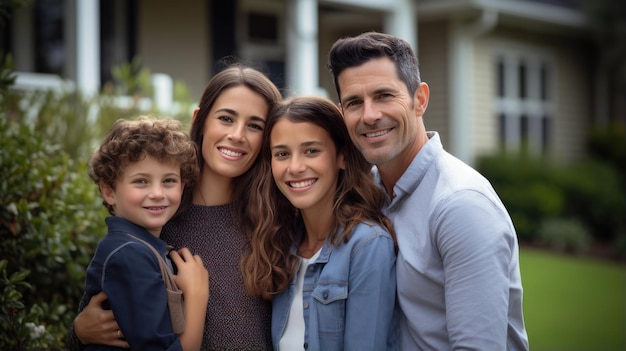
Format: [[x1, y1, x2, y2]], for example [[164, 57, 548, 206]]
[[69, 65, 282, 350], [241, 96, 397, 350]]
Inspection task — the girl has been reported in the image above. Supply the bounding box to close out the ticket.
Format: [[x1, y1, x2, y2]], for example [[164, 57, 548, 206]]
[[241, 96, 397, 350]]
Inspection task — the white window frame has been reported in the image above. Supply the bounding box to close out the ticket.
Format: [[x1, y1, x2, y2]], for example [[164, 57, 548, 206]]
[[494, 47, 555, 155]]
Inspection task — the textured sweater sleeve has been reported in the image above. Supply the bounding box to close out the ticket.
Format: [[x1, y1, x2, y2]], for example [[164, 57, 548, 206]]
[[66, 292, 88, 351]]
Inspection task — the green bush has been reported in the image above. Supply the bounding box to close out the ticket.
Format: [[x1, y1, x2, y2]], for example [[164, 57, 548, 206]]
[[554, 160, 626, 243], [0, 117, 107, 350], [477, 151, 626, 258], [0, 52, 196, 348], [587, 123, 626, 180], [585, 125, 626, 256], [537, 217, 592, 254], [476, 153, 565, 241]]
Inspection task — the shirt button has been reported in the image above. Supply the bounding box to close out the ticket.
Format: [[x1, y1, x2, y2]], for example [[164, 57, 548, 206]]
[[308, 266, 314, 272], [303, 302, 309, 309], [304, 342, 308, 349], [323, 292, 328, 299]]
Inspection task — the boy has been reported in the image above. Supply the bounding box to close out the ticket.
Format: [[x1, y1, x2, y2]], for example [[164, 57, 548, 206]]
[[81, 116, 208, 350]]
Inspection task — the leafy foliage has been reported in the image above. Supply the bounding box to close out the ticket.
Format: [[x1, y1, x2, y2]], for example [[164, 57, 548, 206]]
[[537, 218, 592, 254], [477, 151, 626, 259], [0, 49, 195, 348], [0, 117, 107, 350]]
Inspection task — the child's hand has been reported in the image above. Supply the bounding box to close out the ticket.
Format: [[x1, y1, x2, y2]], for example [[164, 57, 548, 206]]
[[170, 248, 209, 300]]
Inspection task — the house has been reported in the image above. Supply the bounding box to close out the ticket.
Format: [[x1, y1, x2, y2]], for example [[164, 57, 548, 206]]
[[3, 0, 623, 164]]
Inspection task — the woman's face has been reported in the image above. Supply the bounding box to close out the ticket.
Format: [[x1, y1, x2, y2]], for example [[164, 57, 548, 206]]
[[199, 86, 268, 179]]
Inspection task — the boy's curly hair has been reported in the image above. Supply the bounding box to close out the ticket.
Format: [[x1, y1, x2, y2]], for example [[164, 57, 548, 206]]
[[88, 116, 199, 215]]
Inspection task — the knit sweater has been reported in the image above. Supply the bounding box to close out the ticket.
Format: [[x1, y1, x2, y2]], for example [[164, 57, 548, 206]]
[[162, 204, 272, 351]]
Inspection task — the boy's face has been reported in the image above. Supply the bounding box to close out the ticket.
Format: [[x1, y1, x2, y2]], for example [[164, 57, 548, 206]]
[[101, 155, 184, 237]]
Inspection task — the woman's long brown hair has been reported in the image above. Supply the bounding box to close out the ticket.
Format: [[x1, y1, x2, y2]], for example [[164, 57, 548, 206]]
[[240, 95, 396, 300]]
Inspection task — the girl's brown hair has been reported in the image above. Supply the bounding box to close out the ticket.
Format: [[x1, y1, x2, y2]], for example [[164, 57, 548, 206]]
[[240, 96, 396, 300]]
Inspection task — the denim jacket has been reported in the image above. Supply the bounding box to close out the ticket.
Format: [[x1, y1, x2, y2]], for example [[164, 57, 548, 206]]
[[271, 221, 397, 351]]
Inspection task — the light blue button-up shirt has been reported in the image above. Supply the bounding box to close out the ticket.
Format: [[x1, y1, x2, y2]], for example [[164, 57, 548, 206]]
[[271, 222, 397, 351], [379, 132, 529, 351]]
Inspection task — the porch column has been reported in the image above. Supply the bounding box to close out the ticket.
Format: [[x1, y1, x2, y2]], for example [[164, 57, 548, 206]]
[[448, 9, 497, 164], [76, 0, 100, 96], [383, 0, 416, 52], [286, 0, 320, 96]]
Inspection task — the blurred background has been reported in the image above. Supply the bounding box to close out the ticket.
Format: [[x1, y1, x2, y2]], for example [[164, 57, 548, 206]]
[[1, 0, 624, 350]]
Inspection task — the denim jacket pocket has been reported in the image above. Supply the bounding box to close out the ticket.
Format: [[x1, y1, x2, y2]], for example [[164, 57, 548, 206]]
[[311, 282, 348, 336]]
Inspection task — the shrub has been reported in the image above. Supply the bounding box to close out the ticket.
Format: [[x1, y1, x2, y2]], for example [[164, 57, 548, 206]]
[[476, 153, 565, 241], [477, 151, 626, 259], [537, 218, 592, 254], [587, 123, 626, 180], [0, 117, 107, 350], [554, 160, 626, 243], [0, 53, 196, 348]]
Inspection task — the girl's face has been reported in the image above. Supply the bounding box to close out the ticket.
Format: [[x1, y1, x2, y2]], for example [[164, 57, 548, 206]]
[[101, 155, 184, 237], [270, 119, 345, 215], [199, 86, 268, 179]]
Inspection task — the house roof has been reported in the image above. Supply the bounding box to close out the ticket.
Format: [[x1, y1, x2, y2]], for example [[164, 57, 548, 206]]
[[417, 0, 590, 37]]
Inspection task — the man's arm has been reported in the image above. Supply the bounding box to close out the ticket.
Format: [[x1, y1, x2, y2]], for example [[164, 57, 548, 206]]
[[436, 190, 517, 349]]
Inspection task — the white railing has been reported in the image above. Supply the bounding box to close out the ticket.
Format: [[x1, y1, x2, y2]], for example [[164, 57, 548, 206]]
[[10, 71, 195, 119]]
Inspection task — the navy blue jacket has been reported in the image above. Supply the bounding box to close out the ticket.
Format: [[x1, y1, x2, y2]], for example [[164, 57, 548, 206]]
[[83, 216, 182, 350]]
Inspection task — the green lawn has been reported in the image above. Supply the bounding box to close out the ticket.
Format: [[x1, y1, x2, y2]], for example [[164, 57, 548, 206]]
[[520, 248, 626, 351]]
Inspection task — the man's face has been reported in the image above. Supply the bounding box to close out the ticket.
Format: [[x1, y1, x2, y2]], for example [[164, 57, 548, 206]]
[[337, 57, 420, 166]]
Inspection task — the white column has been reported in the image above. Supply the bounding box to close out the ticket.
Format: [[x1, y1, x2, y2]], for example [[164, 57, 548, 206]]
[[383, 0, 416, 52], [448, 10, 497, 164], [152, 73, 174, 112], [286, 0, 319, 96], [76, 0, 100, 96]]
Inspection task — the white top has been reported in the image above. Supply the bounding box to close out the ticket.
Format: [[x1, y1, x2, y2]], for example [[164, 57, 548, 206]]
[[278, 249, 322, 350]]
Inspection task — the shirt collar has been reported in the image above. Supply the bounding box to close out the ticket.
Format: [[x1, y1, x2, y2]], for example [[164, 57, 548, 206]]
[[105, 216, 170, 253], [374, 131, 442, 206]]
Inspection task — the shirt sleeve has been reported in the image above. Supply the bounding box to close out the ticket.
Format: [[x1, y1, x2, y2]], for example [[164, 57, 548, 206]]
[[434, 189, 516, 350], [344, 228, 397, 350], [102, 243, 183, 351]]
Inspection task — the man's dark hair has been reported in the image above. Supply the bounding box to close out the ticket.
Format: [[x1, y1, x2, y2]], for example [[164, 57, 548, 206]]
[[327, 31, 421, 101]]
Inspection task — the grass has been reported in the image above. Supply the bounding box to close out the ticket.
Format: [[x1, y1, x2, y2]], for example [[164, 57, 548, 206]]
[[520, 248, 626, 351]]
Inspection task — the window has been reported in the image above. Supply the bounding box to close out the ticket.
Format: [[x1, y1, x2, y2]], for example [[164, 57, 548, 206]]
[[495, 52, 553, 154], [238, 0, 285, 90], [100, 0, 136, 86], [247, 12, 279, 44], [35, 0, 65, 75]]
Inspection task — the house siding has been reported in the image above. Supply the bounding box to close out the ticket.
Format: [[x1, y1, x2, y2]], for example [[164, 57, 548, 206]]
[[137, 0, 210, 99], [472, 35, 497, 158], [552, 39, 592, 162], [488, 27, 591, 162], [418, 21, 450, 150]]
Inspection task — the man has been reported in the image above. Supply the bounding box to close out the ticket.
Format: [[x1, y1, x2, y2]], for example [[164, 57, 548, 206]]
[[328, 31, 529, 350]]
